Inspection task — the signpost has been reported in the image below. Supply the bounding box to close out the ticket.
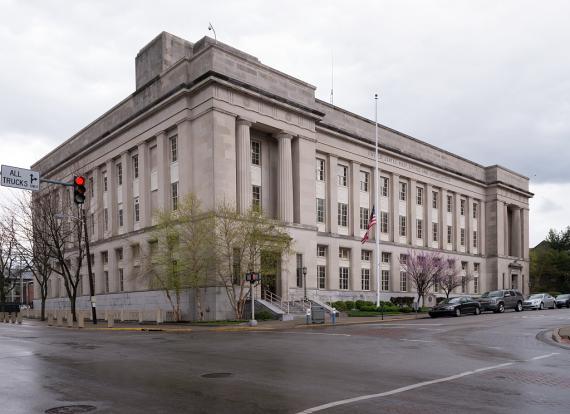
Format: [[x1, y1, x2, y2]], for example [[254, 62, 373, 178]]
[[1, 165, 40, 191]]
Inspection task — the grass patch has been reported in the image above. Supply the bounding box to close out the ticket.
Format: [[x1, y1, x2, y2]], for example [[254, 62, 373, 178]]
[[347, 310, 404, 317], [188, 320, 248, 326]]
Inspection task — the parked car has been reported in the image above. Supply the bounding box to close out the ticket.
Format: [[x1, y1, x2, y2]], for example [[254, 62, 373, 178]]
[[477, 290, 524, 313], [555, 294, 570, 308], [523, 293, 557, 310], [429, 296, 481, 318]]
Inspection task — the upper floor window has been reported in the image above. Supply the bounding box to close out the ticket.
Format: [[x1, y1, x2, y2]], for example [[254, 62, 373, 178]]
[[361, 250, 371, 261], [134, 198, 140, 223], [316, 198, 325, 223], [316, 158, 326, 181], [473, 203, 478, 219], [339, 248, 350, 260], [416, 187, 423, 205], [360, 171, 369, 192], [172, 182, 179, 211], [103, 174, 108, 192], [117, 163, 122, 186], [360, 207, 369, 230], [170, 135, 178, 162], [337, 165, 348, 187], [380, 211, 388, 233], [317, 245, 327, 257], [382, 252, 390, 263], [381, 177, 389, 197], [252, 185, 261, 210], [338, 203, 348, 227], [251, 141, 261, 166], [399, 182, 407, 201], [447, 195, 453, 213], [460, 199, 466, 216], [432, 191, 438, 209], [132, 155, 139, 179], [474, 263, 480, 273], [399, 215, 407, 236]]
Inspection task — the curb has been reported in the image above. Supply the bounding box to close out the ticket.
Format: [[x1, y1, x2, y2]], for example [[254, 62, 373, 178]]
[[552, 328, 562, 343], [295, 314, 430, 329]]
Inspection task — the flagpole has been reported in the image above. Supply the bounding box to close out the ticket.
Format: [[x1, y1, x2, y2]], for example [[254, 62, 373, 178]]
[[374, 94, 381, 308]]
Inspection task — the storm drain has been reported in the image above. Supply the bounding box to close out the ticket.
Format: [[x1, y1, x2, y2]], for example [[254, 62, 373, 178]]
[[201, 372, 233, 379], [45, 405, 97, 414]]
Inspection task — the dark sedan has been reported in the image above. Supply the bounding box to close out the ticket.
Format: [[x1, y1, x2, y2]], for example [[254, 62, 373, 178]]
[[556, 294, 570, 308], [429, 296, 481, 318]]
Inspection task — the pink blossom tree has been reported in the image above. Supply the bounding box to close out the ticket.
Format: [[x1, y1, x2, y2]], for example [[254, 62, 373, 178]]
[[404, 250, 447, 306]]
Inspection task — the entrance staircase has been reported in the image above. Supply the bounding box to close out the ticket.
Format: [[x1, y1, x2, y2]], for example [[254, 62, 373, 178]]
[[258, 288, 311, 321]]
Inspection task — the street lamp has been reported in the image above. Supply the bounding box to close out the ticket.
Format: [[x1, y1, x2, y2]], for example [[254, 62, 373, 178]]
[[302, 266, 307, 300], [55, 210, 97, 324]]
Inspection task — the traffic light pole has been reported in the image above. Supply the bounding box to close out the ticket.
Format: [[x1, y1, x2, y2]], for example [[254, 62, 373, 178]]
[[81, 207, 97, 324]]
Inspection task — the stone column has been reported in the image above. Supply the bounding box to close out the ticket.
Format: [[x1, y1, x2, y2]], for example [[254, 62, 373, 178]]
[[121, 153, 133, 232], [277, 132, 294, 223], [454, 194, 461, 251], [522, 208, 529, 260], [93, 249, 103, 295], [351, 245, 361, 291], [106, 160, 117, 236], [439, 188, 447, 249], [236, 118, 252, 214], [328, 239, 339, 291], [512, 206, 521, 258], [390, 254, 400, 292], [123, 241, 132, 292], [138, 141, 151, 227], [156, 131, 170, 211], [94, 166, 103, 241], [466, 196, 472, 254], [177, 120, 192, 198], [409, 179, 417, 245], [425, 184, 433, 248], [327, 155, 338, 234], [108, 247, 117, 293], [350, 161, 360, 237], [391, 173, 400, 242], [479, 200, 486, 256], [504, 203, 509, 256]]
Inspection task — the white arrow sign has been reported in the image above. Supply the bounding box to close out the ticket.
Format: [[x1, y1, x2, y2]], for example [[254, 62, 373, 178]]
[[1, 165, 40, 191]]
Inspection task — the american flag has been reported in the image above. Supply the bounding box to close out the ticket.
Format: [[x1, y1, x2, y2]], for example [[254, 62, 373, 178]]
[[361, 206, 377, 244]]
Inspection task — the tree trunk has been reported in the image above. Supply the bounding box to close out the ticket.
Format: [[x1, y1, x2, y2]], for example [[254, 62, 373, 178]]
[[41, 295, 47, 321], [194, 288, 204, 321], [70, 296, 77, 322]]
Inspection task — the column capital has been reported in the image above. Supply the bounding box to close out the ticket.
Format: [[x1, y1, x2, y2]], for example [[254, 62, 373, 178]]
[[236, 117, 254, 127], [276, 131, 293, 140]]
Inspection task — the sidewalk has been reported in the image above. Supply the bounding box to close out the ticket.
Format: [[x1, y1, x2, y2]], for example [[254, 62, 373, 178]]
[[18, 313, 429, 333]]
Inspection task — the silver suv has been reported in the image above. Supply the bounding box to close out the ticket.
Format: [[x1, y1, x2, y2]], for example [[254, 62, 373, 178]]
[[478, 290, 524, 313]]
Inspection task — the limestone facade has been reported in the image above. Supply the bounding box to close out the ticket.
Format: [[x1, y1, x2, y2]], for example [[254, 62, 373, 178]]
[[33, 32, 532, 318]]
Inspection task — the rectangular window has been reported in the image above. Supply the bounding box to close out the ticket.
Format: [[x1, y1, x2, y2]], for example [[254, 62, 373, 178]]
[[317, 265, 326, 289], [360, 207, 369, 230], [399, 254, 407, 265], [460, 228, 465, 246], [460, 199, 465, 216], [473, 203, 478, 219], [473, 231, 478, 248], [447, 195, 452, 213], [104, 208, 109, 231], [251, 141, 261, 166], [337, 165, 348, 187], [338, 203, 348, 227], [117, 163, 123, 186], [399, 215, 406, 237], [103, 174, 108, 192], [104, 271, 109, 293], [360, 171, 369, 192], [119, 269, 124, 292], [116, 248, 123, 262], [399, 182, 407, 201], [118, 207, 124, 227], [474, 263, 480, 273], [252, 185, 261, 210], [316, 198, 326, 223], [134, 198, 140, 222], [317, 245, 327, 257], [432, 222, 438, 242], [361, 250, 371, 261], [132, 155, 139, 179], [380, 212, 388, 233], [416, 219, 423, 239], [296, 254, 303, 288], [232, 248, 241, 285], [382, 252, 390, 263], [381, 270, 389, 291], [400, 271, 407, 292], [381, 177, 389, 197], [170, 135, 178, 162], [172, 182, 179, 211], [447, 225, 453, 244], [89, 177, 94, 197], [474, 277, 479, 293], [432, 191, 438, 209], [416, 187, 423, 205], [339, 267, 349, 290], [339, 248, 350, 259], [102, 251, 108, 264], [361, 268, 370, 291], [316, 158, 325, 181]]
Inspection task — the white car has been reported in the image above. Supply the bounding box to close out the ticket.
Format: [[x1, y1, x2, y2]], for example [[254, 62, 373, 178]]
[[523, 293, 557, 310]]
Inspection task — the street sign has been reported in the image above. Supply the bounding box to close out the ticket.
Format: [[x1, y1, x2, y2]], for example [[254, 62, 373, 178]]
[[1, 165, 40, 191]]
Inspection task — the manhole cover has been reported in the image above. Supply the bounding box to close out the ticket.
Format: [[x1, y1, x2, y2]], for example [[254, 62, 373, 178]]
[[45, 405, 96, 414], [201, 372, 233, 379]]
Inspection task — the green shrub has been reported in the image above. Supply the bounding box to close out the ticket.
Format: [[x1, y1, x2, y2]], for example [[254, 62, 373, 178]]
[[255, 310, 275, 320], [401, 306, 412, 313], [355, 300, 374, 310], [344, 301, 355, 310], [332, 301, 346, 311]]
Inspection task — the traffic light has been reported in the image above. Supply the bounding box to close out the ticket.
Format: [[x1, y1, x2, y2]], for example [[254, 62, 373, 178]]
[[73, 176, 86, 204]]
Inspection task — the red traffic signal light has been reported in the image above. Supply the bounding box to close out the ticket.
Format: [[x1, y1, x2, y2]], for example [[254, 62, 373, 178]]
[[73, 175, 86, 204]]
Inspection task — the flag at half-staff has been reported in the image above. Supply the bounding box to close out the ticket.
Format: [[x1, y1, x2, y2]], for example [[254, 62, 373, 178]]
[[361, 206, 377, 244]]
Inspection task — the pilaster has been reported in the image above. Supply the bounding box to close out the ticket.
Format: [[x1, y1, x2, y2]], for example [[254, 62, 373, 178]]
[[277, 132, 294, 223], [236, 118, 252, 214]]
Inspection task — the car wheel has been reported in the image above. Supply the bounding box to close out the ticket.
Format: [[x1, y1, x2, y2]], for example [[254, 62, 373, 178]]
[[539, 302, 544, 310], [515, 302, 523, 312], [497, 303, 505, 313], [455, 308, 461, 317], [567, 303, 570, 309], [474, 307, 481, 315]]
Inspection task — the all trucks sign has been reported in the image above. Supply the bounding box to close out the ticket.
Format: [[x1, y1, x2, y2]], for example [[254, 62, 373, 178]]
[[1, 165, 40, 191]]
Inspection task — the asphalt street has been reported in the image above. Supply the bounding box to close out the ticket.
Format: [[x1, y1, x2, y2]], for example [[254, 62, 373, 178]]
[[1, 309, 569, 414]]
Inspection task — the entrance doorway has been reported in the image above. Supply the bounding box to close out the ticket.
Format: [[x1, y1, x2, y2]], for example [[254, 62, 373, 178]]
[[511, 274, 518, 290], [261, 251, 280, 295]]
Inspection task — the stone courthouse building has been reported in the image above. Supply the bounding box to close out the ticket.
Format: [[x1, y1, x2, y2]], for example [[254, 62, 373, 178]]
[[33, 32, 532, 319]]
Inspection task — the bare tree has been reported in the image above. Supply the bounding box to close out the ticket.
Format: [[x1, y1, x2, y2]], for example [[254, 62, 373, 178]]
[[144, 195, 215, 321], [213, 203, 292, 319], [404, 250, 446, 306], [0, 214, 19, 303], [437, 258, 474, 299], [10, 192, 53, 320]]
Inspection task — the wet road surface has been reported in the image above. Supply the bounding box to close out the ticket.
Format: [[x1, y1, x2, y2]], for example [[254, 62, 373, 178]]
[[1, 309, 570, 413]]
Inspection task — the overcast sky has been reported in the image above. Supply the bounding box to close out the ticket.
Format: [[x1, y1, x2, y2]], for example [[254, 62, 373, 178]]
[[1, 0, 569, 245]]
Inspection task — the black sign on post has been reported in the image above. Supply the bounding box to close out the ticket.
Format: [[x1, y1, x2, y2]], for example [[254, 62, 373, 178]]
[[245, 272, 261, 283]]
